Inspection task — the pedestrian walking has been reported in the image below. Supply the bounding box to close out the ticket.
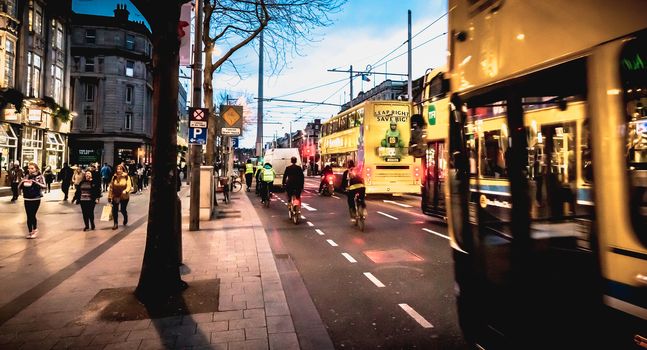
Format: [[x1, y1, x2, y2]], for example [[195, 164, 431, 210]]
[[136, 164, 144, 193], [18, 162, 46, 239], [100, 163, 112, 192], [143, 164, 151, 189], [58, 163, 73, 201], [73, 170, 101, 231], [107, 164, 132, 230], [72, 166, 83, 189], [43, 166, 54, 193], [8, 162, 23, 202]]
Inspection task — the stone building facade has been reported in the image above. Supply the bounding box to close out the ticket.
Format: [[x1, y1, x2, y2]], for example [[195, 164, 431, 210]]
[[0, 0, 73, 186], [68, 4, 152, 167]]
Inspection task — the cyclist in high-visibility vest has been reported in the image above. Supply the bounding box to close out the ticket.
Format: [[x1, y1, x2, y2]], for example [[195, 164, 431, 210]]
[[254, 163, 263, 195], [341, 160, 365, 219], [244, 159, 254, 192], [260, 163, 276, 204]]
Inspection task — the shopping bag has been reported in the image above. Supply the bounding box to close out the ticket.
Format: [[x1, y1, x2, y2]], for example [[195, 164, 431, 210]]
[[100, 204, 113, 222]]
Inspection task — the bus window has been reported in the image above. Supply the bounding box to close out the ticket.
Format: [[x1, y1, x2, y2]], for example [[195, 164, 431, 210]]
[[620, 35, 647, 246], [479, 130, 507, 178], [349, 112, 356, 128], [581, 120, 593, 183], [356, 109, 364, 126], [340, 115, 349, 131]]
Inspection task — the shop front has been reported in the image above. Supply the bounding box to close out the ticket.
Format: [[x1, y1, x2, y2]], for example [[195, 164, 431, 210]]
[[0, 123, 18, 186], [21, 126, 43, 168], [45, 132, 66, 171], [70, 142, 103, 168]]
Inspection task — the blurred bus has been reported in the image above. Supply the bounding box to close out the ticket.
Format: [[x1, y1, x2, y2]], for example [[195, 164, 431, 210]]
[[445, 0, 647, 348], [319, 100, 421, 195], [413, 68, 451, 219]]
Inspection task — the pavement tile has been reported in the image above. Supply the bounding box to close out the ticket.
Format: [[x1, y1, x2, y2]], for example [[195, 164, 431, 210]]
[[138, 336, 176, 350], [212, 311, 243, 322], [264, 302, 290, 317], [174, 333, 212, 348], [262, 291, 286, 304], [150, 316, 183, 329], [228, 317, 266, 331], [193, 343, 228, 350], [0, 332, 17, 344], [268, 332, 299, 350], [210, 330, 245, 343], [49, 325, 86, 338], [18, 338, 59, 350], [17, 329, 53, 342], [217, 300, 246, 312], [52, 334, 96, 349], [243, 309, 265, 319], [161, 324, 196, 337], [196, 321, 228, 333], [266, 316, 295, 334], [183, 313, 214, 325], [82, 323, 120, 336], [126, 328, 160, 341], [90, 331, 130, 345], [244, 327, 267, 340], [102, 340, 142, 350], [115, 320, 152, 332], [228, 339, 268, 350]]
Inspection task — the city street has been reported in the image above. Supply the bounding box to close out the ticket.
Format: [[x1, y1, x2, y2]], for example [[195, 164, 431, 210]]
[[250, 176, 469, 349]]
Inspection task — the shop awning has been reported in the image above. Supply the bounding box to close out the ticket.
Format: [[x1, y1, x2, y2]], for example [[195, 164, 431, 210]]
[[0, 123, 17, 147], [46, 132, 65, 151]]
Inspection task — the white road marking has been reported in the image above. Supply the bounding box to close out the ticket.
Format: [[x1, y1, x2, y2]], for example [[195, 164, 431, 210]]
[[300, 215, 306, 219], [315, 229, 325, 235], [326, 239, 338, 247], [341, 253, 357, 263], [302, 203, 317, 211], [363, 272, 386, 288], [422, 228, 449, 240], [398, 303, 434, 328], [377, 211, 399, 220], [332, 195, 340, 199], [307, 221, 314, 227], [383, 200, 412, 208]]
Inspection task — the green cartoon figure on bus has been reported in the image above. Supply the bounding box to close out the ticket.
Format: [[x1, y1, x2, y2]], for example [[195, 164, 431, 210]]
[[381, 120, 404, 148]]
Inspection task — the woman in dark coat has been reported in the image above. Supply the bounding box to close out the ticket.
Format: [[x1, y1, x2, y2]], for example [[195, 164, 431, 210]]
[[73, 170, 102, 231]]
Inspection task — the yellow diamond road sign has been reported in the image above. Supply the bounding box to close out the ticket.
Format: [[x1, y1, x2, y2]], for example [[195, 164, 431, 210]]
[[223, 108, 241, 127]]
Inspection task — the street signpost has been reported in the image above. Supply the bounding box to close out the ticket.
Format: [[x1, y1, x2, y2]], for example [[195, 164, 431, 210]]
[[218, 105, 243, 136], [189, 107, 209, 144]]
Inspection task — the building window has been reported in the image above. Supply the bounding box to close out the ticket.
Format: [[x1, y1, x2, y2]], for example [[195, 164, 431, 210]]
[[126, 34, 135, 50], [85, 84, 95, 102], [85, 57, 94, 72], [26, 52, 41, 97], [52, 66, 63, 104], [28, 2, 43, 35], [125, 112, 132, 130], [126, 60, 134, 77], [84, 109, 93, 130], [85, 29, 95, 44], [126, 85, 133, 104], [52, 20, 64, 50], [3, 0, 16, 17], [3, 38, 15, 87]]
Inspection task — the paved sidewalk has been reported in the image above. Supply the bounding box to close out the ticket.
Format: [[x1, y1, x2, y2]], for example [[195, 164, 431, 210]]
[[0, 186, 304, 350]]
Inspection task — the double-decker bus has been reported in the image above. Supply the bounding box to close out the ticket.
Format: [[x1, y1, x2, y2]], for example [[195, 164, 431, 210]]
[[414, 68, 451, 219], [445, 0, 647, 348], [319, 100, 421, 195]]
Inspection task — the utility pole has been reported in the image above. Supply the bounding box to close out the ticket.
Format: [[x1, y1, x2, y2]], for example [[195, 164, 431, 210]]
[[349, 65, 353, 107], [189, 0, 202, 231], [407, 9, 412, 102], [289, 121, 292, 148], [255, 31, 264, 157]]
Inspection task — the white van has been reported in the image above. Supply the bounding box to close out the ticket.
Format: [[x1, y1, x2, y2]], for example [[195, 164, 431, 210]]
[[263, 148, 302, 189]]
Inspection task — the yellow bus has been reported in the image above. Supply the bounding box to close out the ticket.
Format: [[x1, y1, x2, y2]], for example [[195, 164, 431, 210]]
[[414, 67, 451, 219], [445, 0, 647, 348], [319, 100, 421, 195]]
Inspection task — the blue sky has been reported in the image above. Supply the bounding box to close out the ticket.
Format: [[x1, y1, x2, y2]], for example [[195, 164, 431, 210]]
[[72, 1, 449, 148]]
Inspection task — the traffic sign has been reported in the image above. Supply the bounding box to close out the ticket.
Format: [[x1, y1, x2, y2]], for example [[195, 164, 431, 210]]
[[189, 126, 207, 144], [189, 120, 207, 128], [189, 107, 209, 122], [232, 137, 239, 148], [221, 127, 241, 136]]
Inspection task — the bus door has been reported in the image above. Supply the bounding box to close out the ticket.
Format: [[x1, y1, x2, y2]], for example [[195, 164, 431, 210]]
[[422, 141, 446, 217], [449, 58, 602, 349]]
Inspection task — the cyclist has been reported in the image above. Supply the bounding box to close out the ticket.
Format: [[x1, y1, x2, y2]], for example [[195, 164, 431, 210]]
[[244, 159, 254, 192], [318, 163, 334, 194], [260, 162, 276, 205], [283, 156, 305, 204], [341, 160, 365, 220], [254, 162, 263, 195]]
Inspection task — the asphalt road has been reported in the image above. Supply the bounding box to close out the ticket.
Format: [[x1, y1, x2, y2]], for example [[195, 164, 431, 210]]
[[249, 177, 469, 349]]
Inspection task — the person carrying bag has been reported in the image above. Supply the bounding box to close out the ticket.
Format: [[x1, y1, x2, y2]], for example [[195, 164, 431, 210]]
[[107, 164, 132, 230]]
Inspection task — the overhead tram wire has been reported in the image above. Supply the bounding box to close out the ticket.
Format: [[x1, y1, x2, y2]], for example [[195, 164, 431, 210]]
[[376, 32, 448, 67], [273, 76, 349, 99]]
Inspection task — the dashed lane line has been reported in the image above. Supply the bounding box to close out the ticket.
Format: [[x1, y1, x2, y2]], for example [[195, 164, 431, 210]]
[[377, 211, 399, 220], [332, 195, 340, 199], [341, 252, 357, 263], [326, 239, 338, 247], [398, 303, 434, 328], [315, 229, 325, 235], [300, 215, 306, 219], [307, 221, 314, 227], [422, 228, 449, 240], [383, 200, 413, 208], [363, 272, 386, 288], [302, 203, 317, 211]]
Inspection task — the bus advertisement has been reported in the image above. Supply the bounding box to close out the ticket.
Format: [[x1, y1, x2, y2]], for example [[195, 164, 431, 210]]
[[320, 100, 421, 195]]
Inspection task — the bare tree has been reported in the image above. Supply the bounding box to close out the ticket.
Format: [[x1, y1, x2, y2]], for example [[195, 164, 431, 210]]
[[202, 0, 347, 165]]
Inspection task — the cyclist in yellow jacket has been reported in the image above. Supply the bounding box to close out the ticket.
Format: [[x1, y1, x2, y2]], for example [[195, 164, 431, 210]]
[[260, 162, 276, 205], [244, 159, 254, 192]]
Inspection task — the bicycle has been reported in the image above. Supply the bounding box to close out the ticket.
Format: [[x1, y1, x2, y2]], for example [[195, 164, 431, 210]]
[[353, 193, 367, 231], [229, 174, 242, 193], [261, 182, 272, 208], [287, 194, 301, 224]]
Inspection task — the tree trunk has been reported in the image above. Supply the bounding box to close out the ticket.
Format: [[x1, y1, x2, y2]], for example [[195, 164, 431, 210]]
[[204, 49, 215, 166], [135, 4, 186, 300]]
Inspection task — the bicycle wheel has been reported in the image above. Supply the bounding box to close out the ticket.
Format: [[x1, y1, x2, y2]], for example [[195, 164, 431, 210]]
[[231, 181, 242, 192], [292, 208, 299, 224], [358, 216, 365, 231]]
